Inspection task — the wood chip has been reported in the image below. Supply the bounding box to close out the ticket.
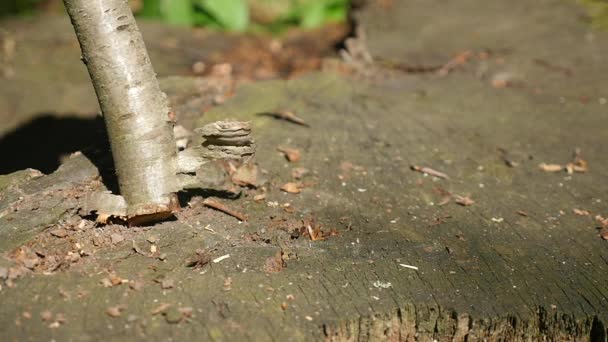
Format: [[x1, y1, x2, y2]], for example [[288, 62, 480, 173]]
[[106, 305, 125, 318], [277, 146, 301, 162], [410, 165, 449, 179], [281, 182, 302, 194], [538, 163, 563, 172]]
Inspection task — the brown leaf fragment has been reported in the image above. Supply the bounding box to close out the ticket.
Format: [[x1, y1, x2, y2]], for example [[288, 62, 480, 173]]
[[108, 273, 124, 286], [277, 146, 301, 162], [203, 198, 247, 221], [600, 229, 608, 241], [106, 305, 126, 318], [453, 195, 474, 206], [281, 182, 302, 194], [410, 165, 449, 179], [256, 110, 310, 127], [573, 208, 590, 216], [538, 163, 563, 172]]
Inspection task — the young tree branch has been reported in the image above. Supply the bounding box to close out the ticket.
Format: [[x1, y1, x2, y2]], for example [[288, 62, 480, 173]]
[[64, 0, 180, 225]]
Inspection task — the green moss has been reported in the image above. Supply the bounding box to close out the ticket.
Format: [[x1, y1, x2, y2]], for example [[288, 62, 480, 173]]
[[577, 0, 608, 28]]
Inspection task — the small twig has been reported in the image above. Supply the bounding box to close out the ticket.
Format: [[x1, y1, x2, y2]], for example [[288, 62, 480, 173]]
[[203, 198, 247, 221], [212, 254, 230, 263], [399, 263, 419, 271], [410, 165, 450, 179], [256, 110, 310, 127]]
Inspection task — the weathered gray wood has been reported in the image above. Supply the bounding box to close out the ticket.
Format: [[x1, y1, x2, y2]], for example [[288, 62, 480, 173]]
[[1, 0, 608, 340]]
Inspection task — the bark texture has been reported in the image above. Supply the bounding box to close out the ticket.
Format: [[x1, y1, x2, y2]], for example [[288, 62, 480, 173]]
[[63, 0, 179, 224]]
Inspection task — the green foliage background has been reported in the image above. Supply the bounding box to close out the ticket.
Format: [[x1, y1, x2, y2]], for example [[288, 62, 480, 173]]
[[1, 0, 350, 32]]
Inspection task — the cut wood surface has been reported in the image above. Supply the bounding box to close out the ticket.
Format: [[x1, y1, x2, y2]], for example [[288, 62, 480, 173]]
[[1, 0, 608, 340]]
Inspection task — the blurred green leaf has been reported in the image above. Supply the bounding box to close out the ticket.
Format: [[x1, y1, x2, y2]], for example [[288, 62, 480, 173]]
[[195, 0, 249, 31], [161, 0, 195, 26], [300, 2, 326, 28]]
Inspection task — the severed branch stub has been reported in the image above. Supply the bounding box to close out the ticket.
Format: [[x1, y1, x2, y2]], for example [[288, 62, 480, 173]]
[[176, 121, 255, 190], [197, 121, 255, 160]]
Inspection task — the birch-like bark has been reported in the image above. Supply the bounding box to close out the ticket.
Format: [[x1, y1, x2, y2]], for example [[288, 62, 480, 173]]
[[63, 0, 179, 224]]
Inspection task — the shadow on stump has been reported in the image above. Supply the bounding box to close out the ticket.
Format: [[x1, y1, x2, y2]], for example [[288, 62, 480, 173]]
[[0, 114, 118, 192]]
